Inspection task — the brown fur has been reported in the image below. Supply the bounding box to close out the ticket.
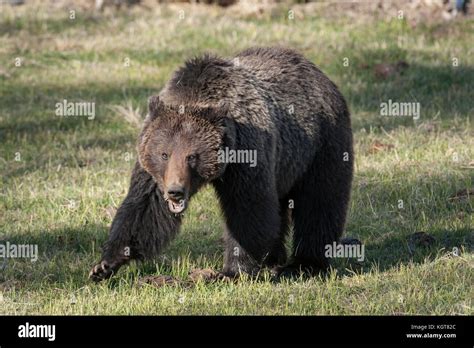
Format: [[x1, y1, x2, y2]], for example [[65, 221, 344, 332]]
[[90, 47, 353, 281]]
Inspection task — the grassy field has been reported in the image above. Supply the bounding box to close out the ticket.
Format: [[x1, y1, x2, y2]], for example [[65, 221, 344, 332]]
[[0, 1, 472, 315]]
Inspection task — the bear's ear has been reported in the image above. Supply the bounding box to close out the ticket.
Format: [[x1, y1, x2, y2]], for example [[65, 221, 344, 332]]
[[147, 95, 164, 120], [202, 103, 229, 122], [200, 105, 229, 127], [205, 104, 236, 149]]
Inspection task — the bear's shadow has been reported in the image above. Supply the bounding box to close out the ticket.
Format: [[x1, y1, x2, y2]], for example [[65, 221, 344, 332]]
[[2, 170, 471, 285]]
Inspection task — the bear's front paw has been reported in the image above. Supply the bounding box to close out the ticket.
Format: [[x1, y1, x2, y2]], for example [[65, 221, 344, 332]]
[[89, 260, 116, 282]]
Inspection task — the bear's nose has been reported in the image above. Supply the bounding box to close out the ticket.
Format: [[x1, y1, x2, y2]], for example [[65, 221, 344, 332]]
[[167, 186, 185, 200]]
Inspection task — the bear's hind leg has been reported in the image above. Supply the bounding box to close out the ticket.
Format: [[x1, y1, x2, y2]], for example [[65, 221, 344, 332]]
[[264, 199, 291, 269], [283, 149, 353, 278]]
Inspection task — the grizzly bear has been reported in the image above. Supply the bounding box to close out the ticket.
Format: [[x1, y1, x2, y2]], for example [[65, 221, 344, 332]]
[[89, 47, 353, 281]]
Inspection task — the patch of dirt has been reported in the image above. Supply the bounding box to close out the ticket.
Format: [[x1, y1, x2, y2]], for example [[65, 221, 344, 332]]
[[374, 61, 409, 80], [188, 268, 222, 282], [368, 140, 395, 154], [448, 188, 474, 202]]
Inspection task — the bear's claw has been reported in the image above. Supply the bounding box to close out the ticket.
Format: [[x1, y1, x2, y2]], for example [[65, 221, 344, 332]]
[[89, 260, 115, 282]]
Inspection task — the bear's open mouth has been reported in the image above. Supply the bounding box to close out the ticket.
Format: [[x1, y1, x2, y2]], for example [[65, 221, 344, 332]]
[[167, 198, 187, 214]]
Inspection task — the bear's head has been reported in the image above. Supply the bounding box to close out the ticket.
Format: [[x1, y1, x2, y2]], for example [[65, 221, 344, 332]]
[[138, 96, 234, 214]]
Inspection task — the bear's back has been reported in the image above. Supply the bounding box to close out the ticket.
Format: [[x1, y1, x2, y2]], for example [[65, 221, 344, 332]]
[[159, 47, 351, 194]]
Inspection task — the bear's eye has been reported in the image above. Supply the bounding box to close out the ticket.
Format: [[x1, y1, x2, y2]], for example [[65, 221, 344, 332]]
[[161, 153, 169, 161], [187, 154, 197, 162]]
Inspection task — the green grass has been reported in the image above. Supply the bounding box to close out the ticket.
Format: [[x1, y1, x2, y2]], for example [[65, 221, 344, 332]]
[[0, 2, 472, 315]]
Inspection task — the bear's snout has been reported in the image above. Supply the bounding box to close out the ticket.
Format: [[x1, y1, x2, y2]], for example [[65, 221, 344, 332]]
[[167, 185, 185, 201], [164, 183, 188, 214]]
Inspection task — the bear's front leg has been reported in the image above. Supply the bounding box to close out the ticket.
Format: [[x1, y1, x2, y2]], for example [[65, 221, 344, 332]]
[[90, 162, 182, 282], [222, 228, 261, 277]]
